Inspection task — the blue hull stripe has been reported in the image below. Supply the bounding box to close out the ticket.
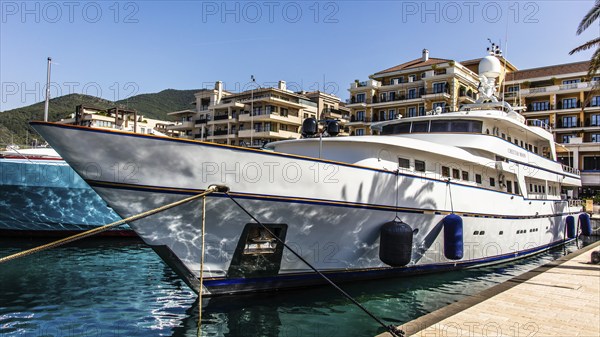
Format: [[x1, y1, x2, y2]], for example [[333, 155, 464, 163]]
[[202, 238, 573, 287]]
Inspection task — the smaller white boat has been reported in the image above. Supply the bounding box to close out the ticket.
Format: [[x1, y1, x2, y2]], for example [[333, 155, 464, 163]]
[[0, 147, 128, 236]]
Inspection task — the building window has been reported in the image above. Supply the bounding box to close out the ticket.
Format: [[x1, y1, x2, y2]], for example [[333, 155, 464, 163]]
[[398, 157, 410, 169], [592, 134, 600, 143], [433, 82, 447, 94], [562, 116, 578, 128], [408, 75, 417, 82], [388, 92, 396, 101], [415, 160, 426, 172], [356, 93, 365, 103], [442, 166, 450, 177], [531, 101, 550, 111], [379, 92, 388, 102], [432, 102, 446, 112], [419, 107, 425, 116], [593, 76, 600, 82], [490, 177, 496, 187], [408, 107, 416, 117], [507, 85, 519, 92], [462, 171, 469, 181], [475, 174, 482, 184], [591, 114, 600, 126], [357, 111, 365, 121], [356, 129, 365, 136], [379, 110, 386, 121], [562, 98, 577, 109], [583, 156, 600, 170], [408, 88, 417, 99], [562, 79, 581, 84], [452, 168, 460, 179], [388, 109, 396, 120], [591, 96, 600, 107]]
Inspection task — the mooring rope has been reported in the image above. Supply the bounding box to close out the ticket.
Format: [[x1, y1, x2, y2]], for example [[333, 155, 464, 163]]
[[197, 194, 207, 337], [224, 192, 404, 337], [0, 186, 219, 265]]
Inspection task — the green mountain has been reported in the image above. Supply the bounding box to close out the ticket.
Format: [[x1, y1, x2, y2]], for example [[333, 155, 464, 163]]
[[0, 89, 198, 146]]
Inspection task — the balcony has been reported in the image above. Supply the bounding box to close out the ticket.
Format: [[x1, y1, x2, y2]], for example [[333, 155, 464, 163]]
[[167, 121, 194, 131], [237, 129, 300, 139], [208, 114, 236, 124], [526, 119, 552, 132], [349, 79, 381, 90], [347, 116, 371, 125], [519, 81, 594, 96], [195, 118, 208, 125], [421, 87, 451, 99], [238, 113, 302, 125]]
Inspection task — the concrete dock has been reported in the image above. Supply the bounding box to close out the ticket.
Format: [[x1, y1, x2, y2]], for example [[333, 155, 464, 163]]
[[379, 241, 600, 337]]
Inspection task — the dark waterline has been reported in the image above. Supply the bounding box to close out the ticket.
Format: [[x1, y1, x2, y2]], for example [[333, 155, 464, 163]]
[[0, 237, 597, 337]]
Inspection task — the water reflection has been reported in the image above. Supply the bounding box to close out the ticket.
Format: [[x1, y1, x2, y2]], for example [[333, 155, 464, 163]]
[[0, 237, 596, 337]]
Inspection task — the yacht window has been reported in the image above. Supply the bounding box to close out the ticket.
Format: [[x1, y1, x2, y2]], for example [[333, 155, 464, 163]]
[[508, 136, 512, 142], [431, 120, 483, 133], [398, 157, 410, 169], [462, 171, 469, 180], [452, 120, 472, 132], [514, 139, 519, 145], [431, 120, 450, 132], [490, 178, 496, 187], [514, 181, 520, 194], [411, 121, 429, 133], [534, 185, 538, 193], [475, 174, 482, 184], [529, 184, 533, 192], [452, 169, 460, 179], [381, 123, 411, 135], [501, 133, 506, 139], [415, 160, 426, 172], [534, 146, 538, 154], [442, 166, 450, 177], [499, 231, 504, 235], [507, 180, 513, 193], [520, 140, 524, 147]]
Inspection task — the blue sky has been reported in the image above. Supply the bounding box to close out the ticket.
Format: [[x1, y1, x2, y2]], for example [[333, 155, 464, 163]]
[[1, 1, 598, 111]]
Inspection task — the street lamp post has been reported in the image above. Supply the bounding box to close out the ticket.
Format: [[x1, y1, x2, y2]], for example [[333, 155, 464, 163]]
[[44, 57, 52, 122]]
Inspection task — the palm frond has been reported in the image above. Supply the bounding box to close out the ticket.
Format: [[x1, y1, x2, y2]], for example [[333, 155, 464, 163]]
[[577, 0, 600, 35], [569, 37, 600, 55], [587, 47, 600, 79]]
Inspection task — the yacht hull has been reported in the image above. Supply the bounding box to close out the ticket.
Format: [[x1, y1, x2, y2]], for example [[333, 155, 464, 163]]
[[31, 122, 582, 295]]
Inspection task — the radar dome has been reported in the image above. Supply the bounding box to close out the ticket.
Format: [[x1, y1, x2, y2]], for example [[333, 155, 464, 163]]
[[478, 55, 501, 78]]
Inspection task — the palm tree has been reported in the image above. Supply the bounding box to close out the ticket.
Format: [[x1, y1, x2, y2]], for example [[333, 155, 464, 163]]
[[569, 0, 600, 79]]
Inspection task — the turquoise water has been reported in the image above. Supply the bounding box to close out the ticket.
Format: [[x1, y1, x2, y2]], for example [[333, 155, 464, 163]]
[[0, 237, 597, 337]]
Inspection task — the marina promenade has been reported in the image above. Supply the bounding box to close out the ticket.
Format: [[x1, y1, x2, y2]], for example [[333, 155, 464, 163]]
[[379, 241, 600, 337]]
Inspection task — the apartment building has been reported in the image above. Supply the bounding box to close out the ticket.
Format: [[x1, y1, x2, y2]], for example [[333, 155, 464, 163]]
[[167, 81, 342, 146], [346, 49, 516, 136], [61, 105, 177, 136], [504, 62, 600, 197]]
